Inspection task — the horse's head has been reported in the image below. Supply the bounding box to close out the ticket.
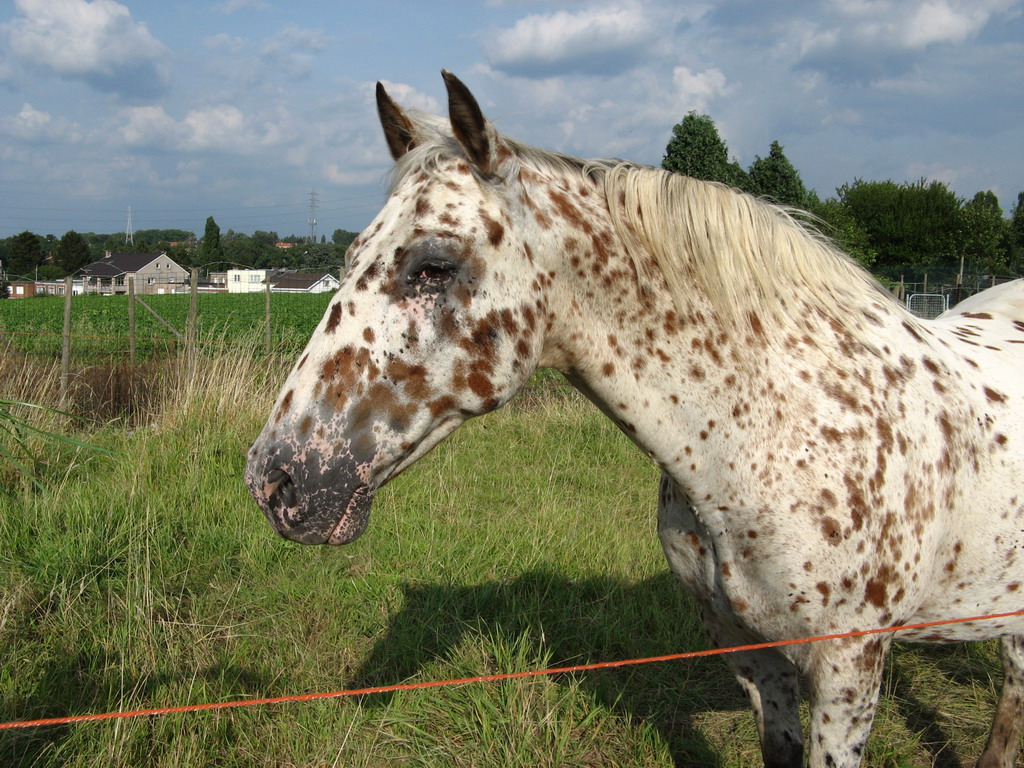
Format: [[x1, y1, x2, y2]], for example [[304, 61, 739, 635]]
[[245, 72, 552, 545]]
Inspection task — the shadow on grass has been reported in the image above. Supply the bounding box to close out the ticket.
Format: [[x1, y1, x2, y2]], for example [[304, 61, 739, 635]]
[[0, 651, 271, 768], [885, 643, 1001, 768], [347, 569, 745, 767]]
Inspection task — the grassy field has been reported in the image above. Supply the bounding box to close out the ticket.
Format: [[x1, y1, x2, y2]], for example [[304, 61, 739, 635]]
[[0, 293, 331, 361], [0, 346, 1007, 767]]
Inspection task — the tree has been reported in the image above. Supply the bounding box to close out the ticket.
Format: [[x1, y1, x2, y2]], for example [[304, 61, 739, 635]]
[[7, 231, 43, 277], [807, 194, 877, 270], [958, 191, 1007, 278], [199, 216, 224, 265], [662, 112, 734, 184], [253, 230, 279, 246], [1008, 191, 1024, 275], [222, 237, 263, 268], [747, 141, 808, 208], [55, 230, 92, 274], [836, 179, 961, 280]]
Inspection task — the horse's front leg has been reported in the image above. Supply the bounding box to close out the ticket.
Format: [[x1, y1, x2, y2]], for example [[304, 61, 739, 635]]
[[977, 634, 1024, 768], [805, 636, 889, 768], [657, 474, 804, 767], [703, 616, 804, 768]]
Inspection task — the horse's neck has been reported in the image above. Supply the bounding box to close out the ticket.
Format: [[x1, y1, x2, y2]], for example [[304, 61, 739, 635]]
[[540, 234, 766, 481], [533, 194, 897, 503]]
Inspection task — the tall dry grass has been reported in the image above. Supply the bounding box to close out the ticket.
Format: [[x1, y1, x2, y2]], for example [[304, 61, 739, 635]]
[[0, 336, 1008, 768]]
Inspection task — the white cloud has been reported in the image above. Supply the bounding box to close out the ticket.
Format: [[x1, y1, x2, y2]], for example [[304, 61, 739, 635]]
[[3, 0, 169, 99], [119, 106, 183, 148], [905, 160, 961, 187], [12, 103, 50, 134], [260, 25, 331, 79], [485, 3, 683, 76], [802, 0, 1021, 69], [118, 104, 286, 154], [672, 66, 732, 113], [217, 0, 270, 13], [1, 102, 89, 144], [376, 81, 442, 114]]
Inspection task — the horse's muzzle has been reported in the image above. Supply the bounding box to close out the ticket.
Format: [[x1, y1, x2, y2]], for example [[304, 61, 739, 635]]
[[245, 442, 375, 546]]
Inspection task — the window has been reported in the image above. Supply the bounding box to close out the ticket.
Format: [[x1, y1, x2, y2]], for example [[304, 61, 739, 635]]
[[233, 274, 240, 282], [250, 274, 260, 283]]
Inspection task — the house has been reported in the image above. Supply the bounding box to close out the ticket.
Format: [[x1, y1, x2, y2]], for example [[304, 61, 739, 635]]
[[267, 271, 340, 294], [6, 280, 41, 298], [225, 269, 341, 294], [5, 280, 76, 298], [226, 268, 269, 293], [79, 252, 189, 295]]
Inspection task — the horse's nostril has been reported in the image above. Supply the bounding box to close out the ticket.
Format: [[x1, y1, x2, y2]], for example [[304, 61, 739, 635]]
[[278, 475, 297, 508], [267, 468, 297, 508]]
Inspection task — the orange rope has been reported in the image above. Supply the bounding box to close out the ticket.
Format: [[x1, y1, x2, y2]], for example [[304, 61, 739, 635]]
[[2, 607, 1021, 730]]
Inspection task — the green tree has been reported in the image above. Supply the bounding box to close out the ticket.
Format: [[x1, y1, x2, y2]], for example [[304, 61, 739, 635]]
[[332, 229, 358, 247], [836, 179, 961, 280], [662, 112, 734, 184], [7, 231, 43, 277], [295, 243, 339, 271], [200, 216, 224, 264], [253, 230, 279, 247], [747, 140, 808, 208], [222, 237, 264, 268], [55, 231, 93, 274], [1008, 191, 1024, 275], [807, 194, 877, 270], [958, 191, 1007, 277]]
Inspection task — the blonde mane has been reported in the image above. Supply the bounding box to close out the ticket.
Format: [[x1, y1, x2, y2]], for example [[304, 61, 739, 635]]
[[391, 117, 903, 343], [600, 165, 900, 342]]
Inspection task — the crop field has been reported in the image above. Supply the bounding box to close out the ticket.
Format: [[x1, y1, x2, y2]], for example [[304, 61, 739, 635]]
[[0, 348, 1008, 767], [0, 293, 332, 361]]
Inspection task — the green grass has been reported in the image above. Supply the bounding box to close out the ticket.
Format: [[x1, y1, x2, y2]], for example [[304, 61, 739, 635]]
[[0, 352, 1006, 767], [0, 293, 331, 361]]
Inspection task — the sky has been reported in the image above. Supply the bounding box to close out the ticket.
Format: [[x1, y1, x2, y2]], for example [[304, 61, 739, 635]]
[[0, 0, 1022, 241]]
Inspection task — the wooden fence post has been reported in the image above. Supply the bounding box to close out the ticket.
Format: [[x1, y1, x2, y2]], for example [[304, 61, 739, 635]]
[[128, 276, 137, 366], [187, 267, 198, 359], [264, 279, 272, 355], [60, 275, 72, 407]]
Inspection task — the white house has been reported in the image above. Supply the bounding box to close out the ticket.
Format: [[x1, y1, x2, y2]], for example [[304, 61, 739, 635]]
[[226, 268, 269, 293], [267, 272, 341, 294]]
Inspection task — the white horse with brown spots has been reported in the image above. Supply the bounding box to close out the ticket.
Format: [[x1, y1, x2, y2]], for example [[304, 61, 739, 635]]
[[246, 72, 1024, 767]]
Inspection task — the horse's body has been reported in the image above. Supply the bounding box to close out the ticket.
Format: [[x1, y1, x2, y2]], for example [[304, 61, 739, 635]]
[[246, 72, 1024, 767]]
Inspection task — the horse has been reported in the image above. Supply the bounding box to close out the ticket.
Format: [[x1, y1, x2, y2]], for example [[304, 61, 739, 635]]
[[246, 71, 1024, 768]]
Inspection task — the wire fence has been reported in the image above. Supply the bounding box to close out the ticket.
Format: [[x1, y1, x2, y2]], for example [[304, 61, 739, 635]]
[[889, 271, 1019, 317], [2, 606, 1021, 731], [0, 275, 333, 362], [3, 270, 1021, 393]]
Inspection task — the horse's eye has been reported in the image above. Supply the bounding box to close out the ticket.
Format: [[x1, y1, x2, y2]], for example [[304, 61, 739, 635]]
[[410, 260, 457, 289]]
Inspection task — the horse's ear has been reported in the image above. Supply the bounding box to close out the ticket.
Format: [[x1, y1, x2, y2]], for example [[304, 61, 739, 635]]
[[376, 81, 420, 161], [442, 70, 500, 177]]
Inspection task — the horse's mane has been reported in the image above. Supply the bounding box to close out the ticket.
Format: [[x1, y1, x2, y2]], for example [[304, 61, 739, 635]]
[[390, 113, 902, 344]]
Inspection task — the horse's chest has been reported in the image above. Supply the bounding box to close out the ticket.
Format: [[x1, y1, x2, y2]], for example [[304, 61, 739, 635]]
[[656, 478, 772, 627]]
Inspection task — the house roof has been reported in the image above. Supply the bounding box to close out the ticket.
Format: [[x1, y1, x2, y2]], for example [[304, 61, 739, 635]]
[[267, 272, 337, 290], [80, 253, 179, 277]]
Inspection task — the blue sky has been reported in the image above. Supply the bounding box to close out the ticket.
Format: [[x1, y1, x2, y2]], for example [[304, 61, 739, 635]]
[[1, 0, 1022, 240]]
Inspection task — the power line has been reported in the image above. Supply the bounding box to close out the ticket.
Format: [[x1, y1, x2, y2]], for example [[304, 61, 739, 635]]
[[308, 189, 319, 243]]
